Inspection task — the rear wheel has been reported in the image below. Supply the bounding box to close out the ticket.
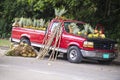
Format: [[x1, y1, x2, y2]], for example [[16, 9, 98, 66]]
[[67, 46, 83, 63], [20, 38, 31, 45]]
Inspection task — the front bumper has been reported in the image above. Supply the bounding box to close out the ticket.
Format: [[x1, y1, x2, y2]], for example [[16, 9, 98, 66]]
[[81, 50, 118, 60]]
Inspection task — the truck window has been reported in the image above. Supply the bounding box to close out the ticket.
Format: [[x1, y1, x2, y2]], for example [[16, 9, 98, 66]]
[[51, 22, 60, 32], [64, 22, 70, 33], [64, 22, 84, 34]]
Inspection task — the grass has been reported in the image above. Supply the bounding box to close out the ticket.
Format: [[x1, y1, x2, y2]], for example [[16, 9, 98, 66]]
[[0, 39, 11, 47]]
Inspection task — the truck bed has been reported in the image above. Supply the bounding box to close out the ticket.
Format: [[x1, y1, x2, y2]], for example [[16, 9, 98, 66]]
[[11, 27, 46, 44]]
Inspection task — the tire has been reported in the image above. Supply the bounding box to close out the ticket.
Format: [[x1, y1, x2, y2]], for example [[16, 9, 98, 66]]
[[20, 38, 31, 45], [98, 60, 113, 64], [67, 46, 83, 63]]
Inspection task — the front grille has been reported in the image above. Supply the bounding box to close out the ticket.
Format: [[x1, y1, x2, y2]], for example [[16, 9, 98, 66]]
[[87, 38, 117, 50], [94, 42, 114, 50]]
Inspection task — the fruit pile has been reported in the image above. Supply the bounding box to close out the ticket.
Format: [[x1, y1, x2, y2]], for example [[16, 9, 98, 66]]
[[6, 43, 37, 57], [12, 18, 49, 31], [88, 29, 105, 38], [77, 23, 106, 38]]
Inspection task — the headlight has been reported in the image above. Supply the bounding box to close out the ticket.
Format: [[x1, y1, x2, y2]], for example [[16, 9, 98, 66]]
[[83, 41, 94, 48]]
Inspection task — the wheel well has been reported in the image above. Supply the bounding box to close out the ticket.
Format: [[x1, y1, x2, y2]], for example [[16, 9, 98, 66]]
[[68, 45, 83, 57], [20, 36, 31, 45], [20, 36, 30, 41], [68, 45, 80, 49]]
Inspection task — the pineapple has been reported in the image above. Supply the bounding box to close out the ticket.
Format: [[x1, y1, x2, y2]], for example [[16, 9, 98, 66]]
[[22, 53, 27, 57], [84, 24, 89, 33], [33, 19, 37, 29], [36, 19, 40, 30], [10, 43, 14, 49], [28, 53, 32, 57], [100, 34, 105, 38], [44, 20, 50, 30], [26, 18, 33, 28], [99, 31, 105, 38], [93, 33, 99, 38], [12, 18, 19, 27], [88, 34, 93, 38], [40, 18, 45, 27], [94, 29, 98, 33], [88, 24, 94, 33], [78, 31, 81, 35], [39, 18, 46, 30], [19, 17, 24, 27], [23, 18, 27, 28], [55, 8, 67, 19], [32, 53, 36, 57]]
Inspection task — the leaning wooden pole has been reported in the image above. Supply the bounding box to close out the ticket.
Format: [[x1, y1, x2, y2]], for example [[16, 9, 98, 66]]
[[36, 23, 62, 60]]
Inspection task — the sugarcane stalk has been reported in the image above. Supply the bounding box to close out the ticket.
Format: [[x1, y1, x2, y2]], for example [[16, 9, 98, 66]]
[[54, 26, 62, 60], [49, 24, 62, 61], [36, 24, 58, 59]]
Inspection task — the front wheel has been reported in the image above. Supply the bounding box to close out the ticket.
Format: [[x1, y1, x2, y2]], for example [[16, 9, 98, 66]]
[[67, 46, 83, 63]]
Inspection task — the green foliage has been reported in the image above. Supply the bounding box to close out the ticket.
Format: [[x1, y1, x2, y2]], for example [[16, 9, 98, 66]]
[[0, 0, 120, 44], [0, 39, 11, 46]]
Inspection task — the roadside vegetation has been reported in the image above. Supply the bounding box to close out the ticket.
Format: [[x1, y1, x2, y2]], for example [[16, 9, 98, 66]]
[[0, 0, 120, 46], [0, 39, 11, 47]]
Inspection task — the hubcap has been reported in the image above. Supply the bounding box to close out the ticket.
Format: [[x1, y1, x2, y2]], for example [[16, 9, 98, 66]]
[[70, 50, 77, 60]]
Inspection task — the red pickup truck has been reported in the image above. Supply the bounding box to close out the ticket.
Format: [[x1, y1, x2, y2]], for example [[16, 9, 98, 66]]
[[11, 18, 118, 63]]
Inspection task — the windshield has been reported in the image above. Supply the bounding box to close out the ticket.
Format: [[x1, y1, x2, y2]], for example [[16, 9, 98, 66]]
[[64, 22, 84, 33]]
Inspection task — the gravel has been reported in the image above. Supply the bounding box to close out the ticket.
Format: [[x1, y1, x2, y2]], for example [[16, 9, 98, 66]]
[[0, 46, 9, 56]]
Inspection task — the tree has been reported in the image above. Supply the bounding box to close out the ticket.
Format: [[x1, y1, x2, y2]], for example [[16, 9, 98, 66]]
[[0, 0, 120, 45]]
